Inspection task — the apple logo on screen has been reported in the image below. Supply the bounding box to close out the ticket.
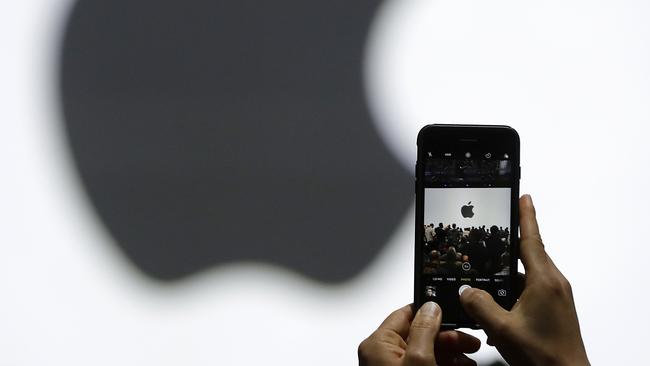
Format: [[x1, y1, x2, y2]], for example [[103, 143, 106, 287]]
[[461, 201, 475, 218], [59, 0, 411, 284]]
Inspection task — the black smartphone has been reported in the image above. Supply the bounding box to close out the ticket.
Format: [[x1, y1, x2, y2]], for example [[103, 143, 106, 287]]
[[414, 124, 520, 329]]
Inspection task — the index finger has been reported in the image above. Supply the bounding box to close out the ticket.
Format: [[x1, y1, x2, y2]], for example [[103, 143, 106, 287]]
[[519, 194, 549, 275], [436, 330, 481, 354], [377, 304, 414, 340]]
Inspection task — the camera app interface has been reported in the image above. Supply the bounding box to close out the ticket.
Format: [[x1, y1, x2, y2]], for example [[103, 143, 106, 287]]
[[421, 154, 514, 324]]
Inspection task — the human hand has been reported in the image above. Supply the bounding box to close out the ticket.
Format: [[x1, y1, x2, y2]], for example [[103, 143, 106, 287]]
[[358, 302, 481, 366], [460, 195, 590, 366]]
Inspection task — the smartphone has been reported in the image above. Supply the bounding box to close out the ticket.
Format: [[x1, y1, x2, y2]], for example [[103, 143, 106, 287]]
[[414, 124, 520, 329]]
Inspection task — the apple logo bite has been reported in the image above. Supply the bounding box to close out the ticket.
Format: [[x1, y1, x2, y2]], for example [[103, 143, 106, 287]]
[[461, 201, 475, 218], [59, 0, 411, 283]]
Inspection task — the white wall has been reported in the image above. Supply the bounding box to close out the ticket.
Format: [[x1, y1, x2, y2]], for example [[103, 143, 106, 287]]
[[425, 188, 511, 230]]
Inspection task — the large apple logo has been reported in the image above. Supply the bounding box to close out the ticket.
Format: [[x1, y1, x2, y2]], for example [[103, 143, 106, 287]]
[[59, 0, 412, 283], [461, 201, 475, 218]]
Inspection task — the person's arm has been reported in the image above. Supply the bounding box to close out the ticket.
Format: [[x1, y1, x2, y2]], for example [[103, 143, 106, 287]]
[[358, 302, 481, 366], [460, 195, 590, 366]]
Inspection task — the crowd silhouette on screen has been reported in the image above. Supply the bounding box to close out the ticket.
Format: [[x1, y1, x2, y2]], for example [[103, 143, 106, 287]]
[[423, 223, 510, 275]]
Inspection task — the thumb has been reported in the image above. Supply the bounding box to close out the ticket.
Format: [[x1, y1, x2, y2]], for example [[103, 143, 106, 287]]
[[405, 302, 441, 365], [459, 287, 508, 334]]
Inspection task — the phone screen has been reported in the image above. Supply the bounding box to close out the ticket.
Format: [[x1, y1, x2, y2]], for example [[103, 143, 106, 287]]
[[415, 126, 519, 328]]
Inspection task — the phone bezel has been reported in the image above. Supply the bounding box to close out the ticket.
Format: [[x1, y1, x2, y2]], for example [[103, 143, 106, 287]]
[[414, 124, 520, 330]]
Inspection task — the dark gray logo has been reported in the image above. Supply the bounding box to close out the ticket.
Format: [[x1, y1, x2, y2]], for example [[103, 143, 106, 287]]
[[461, 201, 475, 218], [60, 0, 411, 283]]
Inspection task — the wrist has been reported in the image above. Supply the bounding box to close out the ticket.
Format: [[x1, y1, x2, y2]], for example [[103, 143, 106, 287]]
[[533, 350, 589, 366], [555, 354, 590, 366]]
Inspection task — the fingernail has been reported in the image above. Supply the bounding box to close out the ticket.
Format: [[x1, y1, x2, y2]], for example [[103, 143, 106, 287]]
[[525, 194, 533, 205], [422, 301, 439, 316], [459, 284, 472, 296]]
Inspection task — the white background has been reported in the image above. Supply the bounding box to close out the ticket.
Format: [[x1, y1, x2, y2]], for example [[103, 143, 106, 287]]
[[2, 0, 650, 364], [425, 188, 511, 230]]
